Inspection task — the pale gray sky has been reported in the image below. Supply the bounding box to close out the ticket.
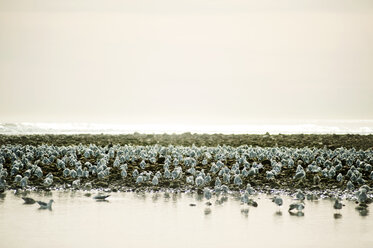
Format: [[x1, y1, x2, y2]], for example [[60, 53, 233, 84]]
[[0, 0, 372, 125]]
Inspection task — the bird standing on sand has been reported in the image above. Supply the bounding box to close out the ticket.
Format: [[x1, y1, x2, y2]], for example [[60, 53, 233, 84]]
[[152, 176, 159, 186], [272, 196, 283, 207], [22, 197, 35, 204], [289, 203, 305, 212], [294, 165, 306, 180], [43, 177, 53, 187], [195, 176, 204, 187], [313, 175, 320, 185], [20, 176, 28, 188], [295, 190, 305, 201], [241, 192, 249, 204], [203, 188, 212, 201], [346, 181, 354, 191], [14, 175, 22, 183], [356, 187, 368, 204], [306, 193, 319, 201], [246, 183, 255, 195], [37, 199, 54, 209], [333, 199, 343, 211]]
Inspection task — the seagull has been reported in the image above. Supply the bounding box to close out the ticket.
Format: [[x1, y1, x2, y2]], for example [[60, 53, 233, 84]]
[[72, 179, 80, 189], [289, 203, 305, 212], [246, 184, 255, 195], [93, 194, 110, 200], [306, 193, 319, 201], [43, 177, 53, 187], [195, 176, 204, 187], [135, 175, 144, 184], [295, 190, 305, 201], [293, 166, 305, 180], [20, 176, 28, 188], [221, 185, 229, 194], [272, 196, 283, 207], [214, 177, 221, 187], [336, 173, 343, 182], [333, 199, 344, 211], [233, 175, 242, 186], [248, 199, 258, 207], [241, 192, 249, 204], [356, 188, 368, 204], [152, 176, 159, 186], [37, 199, 54, 209], [203, 188, 212, 201], [346, 181, 354, 191], [22, 197, 35, 204], [63, 168, 70, 177], [313, 175, 320, 185], [14, 175, 22, 183]]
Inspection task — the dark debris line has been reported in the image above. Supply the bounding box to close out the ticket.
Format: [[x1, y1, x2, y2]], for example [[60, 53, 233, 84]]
[[0, 134, 373, 150]]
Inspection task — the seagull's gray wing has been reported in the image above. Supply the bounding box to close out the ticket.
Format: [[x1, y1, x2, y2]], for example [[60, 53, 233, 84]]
[[37, 201, 47, 207]]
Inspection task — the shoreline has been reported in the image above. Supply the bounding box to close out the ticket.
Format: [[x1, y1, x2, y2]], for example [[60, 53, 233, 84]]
[[3, 187, 370, 205]]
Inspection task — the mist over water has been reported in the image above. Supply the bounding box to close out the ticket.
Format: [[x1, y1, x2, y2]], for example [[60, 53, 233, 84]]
[[1, 1, 373, 126]]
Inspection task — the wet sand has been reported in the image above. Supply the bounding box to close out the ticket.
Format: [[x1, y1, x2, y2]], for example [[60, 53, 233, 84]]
[[1, 191, 371, 248]]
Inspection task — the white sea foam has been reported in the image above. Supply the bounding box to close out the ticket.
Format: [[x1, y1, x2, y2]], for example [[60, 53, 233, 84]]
[[0, 120, 372, 135]]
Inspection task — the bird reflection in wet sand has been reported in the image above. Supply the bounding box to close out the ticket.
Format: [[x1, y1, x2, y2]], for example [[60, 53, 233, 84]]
[[334, 213, 342, 219], [37, 199, 54, 210], [289, 203, 304, 212], [356, 208, 369, 217], [163, 192, 170, 200], [241, 208, 249, 217], [172, 193, 180, 203], [289, 211, 304, 217], [152, 193, 160, 202], [274, 211, 282, 216], [93, 194, 110, 202], [204, 208, 212, 215], [355, 204, 369, 217]]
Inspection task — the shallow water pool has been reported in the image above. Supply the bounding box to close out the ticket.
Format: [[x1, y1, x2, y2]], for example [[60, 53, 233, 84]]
[[0, 191, 371, 248]]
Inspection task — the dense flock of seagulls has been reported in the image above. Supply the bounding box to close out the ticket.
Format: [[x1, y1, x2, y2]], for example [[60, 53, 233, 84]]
[[0, 143, 371, 215], [0, 143, 372, 192]]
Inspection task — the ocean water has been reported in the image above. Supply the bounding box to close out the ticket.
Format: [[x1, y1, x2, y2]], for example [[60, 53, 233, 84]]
[[0, 120, 372, 135], [0, 191, 371, 248]]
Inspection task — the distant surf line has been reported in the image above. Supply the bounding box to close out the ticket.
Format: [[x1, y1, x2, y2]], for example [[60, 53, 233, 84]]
[[0, 121, 372, 135]]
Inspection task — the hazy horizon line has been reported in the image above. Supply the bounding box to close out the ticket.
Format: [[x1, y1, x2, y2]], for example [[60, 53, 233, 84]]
[[1, 120, 372, 135]]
